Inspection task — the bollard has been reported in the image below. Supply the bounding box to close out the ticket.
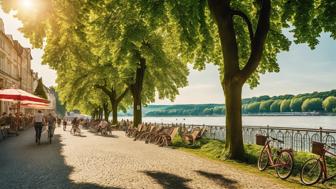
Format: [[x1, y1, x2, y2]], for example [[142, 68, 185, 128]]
[[320, 127, 323, 142]]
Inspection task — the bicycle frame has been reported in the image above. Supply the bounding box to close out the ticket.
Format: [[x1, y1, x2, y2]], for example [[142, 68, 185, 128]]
[[263, 140, 293, 168], [320, 148, 336, 183]]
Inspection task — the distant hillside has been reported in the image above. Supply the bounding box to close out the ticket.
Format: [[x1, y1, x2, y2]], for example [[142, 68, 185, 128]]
[[118, 89, 336, 116], [145, 104, 224, 116]]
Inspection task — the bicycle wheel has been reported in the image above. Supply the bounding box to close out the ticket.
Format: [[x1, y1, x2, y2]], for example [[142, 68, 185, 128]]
[[258, 147, 269, 171], [275, 151, 293, 179], [300, 158, 322, 185]]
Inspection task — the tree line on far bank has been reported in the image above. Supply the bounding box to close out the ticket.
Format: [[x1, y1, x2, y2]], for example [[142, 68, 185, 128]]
[[145, 90, 336, 116], [244, 90, 336, 114]]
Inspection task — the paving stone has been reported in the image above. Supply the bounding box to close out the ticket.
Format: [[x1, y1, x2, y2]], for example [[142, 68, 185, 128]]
[[0, 127, 287, 189]]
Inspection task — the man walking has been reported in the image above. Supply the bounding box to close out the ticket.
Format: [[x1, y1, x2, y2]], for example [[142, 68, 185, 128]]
[[34, 110, 44, 144], [46, 113, 56, 138]]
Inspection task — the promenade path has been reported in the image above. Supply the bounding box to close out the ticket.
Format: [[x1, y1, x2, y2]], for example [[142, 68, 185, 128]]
[[0, 127, 288, 189]]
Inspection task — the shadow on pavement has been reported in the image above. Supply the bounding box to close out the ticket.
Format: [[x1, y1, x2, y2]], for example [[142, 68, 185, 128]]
[[89, 130, 119, 138], [0, 128, 122, 189], [141, 170, 192, 189], [195, 170, 238, 189], [96, 134, 119, 138], [76, 134, 87, 137]]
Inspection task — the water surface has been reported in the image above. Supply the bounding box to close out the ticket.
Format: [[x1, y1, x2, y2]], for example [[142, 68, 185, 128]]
[[120, 116, 336, 129]]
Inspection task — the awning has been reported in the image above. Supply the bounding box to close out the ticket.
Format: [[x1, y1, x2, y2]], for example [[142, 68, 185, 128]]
[[20, 103, 53, 109], [0, 88, 49, 104]]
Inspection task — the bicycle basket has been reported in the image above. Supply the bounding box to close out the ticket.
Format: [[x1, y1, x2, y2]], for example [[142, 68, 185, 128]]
[[312, 141, 324, 156], [256, 134, 267, 146]]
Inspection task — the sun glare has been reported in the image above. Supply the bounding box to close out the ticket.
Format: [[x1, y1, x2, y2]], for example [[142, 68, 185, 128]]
[[21, 0, 34, 10]]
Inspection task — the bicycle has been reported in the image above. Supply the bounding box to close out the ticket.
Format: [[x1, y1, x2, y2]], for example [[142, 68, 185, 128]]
[[300, 141, 336, 185], [70, 125, 81, 136], [256, 134, 294, 179]]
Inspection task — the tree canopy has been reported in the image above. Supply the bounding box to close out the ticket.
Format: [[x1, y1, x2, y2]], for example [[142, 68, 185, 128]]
[[2, 0, 336, 159], [1, 0, 188, 124], [34, 78, 48, 100]]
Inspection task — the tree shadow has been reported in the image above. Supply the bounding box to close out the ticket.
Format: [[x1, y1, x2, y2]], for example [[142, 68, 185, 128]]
[[195, 170, 238, 189], [93, 133, 119, 138], [0, 128, 123, 189], [141, 170, 192, 189]]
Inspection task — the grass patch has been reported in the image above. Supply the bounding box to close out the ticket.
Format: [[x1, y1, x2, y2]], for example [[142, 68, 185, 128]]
[[172, 136, 336, 188]]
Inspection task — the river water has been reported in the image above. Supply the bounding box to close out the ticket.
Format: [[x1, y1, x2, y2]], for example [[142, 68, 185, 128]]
[[120, 116, 336, 129]]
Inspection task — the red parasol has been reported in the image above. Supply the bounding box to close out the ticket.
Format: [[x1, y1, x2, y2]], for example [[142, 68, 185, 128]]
[[0, 88, 49, 104], [20, 103, 52, 109]]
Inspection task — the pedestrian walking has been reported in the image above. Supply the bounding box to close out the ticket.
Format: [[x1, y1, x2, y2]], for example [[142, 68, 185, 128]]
[[56, 117, 61, 127], [34, 110, 44, 144], [46, 113, 56, 138], [63, 119, 67, 131]]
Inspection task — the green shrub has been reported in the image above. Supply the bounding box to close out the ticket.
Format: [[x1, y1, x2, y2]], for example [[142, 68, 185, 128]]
[[172, 134, 184, 147], [290, 97, 304, 112], [280, 99, 291, 112], [302, 98, 323, 112], [259, 100, 273, 113], [270, 100, 282, 112], [323, 96, 336, 112], [246, 102, 260, 113]]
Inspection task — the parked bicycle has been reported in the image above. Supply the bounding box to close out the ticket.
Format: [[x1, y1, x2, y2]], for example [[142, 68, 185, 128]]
[[300, 141, 336, 185], [256, 134, 294, 179]]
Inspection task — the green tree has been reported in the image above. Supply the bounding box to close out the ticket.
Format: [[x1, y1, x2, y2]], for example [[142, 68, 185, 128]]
[[280, 99, 291, 112], [270, 100, 282, 112], [246, 102, 260, 113], [203, 108, 213, 115], [322, 96, 336, 112], [50, 87, 66, 116], [290, 98, 304, 112], [4, 0, 336, 159], [87, 1, 188, 127], [302, 98, 323, 112], [213, 106, 225, 114], [34, 78, 48, 100], [259, 100, 273, 113], [242, 104, 248, 114]]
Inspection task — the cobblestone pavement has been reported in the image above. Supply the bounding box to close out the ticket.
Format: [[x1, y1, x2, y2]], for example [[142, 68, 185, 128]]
[[0, 127, 288, 189]]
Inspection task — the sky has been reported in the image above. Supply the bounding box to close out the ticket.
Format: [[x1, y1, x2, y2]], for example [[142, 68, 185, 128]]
[[1, 8, 335, 105]]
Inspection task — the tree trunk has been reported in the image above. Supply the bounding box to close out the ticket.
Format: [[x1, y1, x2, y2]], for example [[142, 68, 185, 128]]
[[132, 89, 142, 127], [208, 0, 244, 159], [99, 108, 103, 120], [103, 103, 109, 122], [222, 81, 245, 159], [111, 101, 118, 125], [130, 56, 146, 127]]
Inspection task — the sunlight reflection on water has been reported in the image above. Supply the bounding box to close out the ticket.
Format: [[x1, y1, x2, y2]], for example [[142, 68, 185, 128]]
[[120, 116, 336, 129]]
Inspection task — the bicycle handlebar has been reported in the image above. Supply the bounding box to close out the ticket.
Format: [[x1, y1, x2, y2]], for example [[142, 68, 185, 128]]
[[269, 136, 284, 144]]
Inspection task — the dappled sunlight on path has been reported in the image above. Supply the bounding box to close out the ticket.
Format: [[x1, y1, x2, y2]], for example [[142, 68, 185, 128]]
[[0, 127, 287, 189]]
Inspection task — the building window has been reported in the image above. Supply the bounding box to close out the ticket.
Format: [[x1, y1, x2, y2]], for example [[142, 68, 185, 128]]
[[0, 54, 4, 70], [0, 78, 4, 89], [0, 38, 3, 49]]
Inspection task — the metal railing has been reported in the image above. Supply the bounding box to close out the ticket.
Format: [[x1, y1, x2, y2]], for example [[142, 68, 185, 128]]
[[148, 122, 336, 153]]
